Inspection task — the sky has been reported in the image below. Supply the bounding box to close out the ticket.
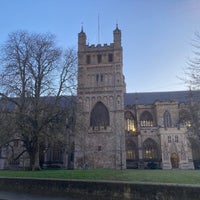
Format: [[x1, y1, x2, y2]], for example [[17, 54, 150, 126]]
[[0, 0, 200, 93]]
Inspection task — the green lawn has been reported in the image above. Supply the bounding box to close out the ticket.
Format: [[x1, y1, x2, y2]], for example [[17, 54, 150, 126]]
[[0, 169, 199, 185]]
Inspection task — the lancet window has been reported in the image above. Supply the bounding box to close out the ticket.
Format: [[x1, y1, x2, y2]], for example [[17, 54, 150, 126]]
[[143, 138, 159, 160], [125, 111, 136, 132], [140, 111, 153, 127], [163, 111, 172, 128], [90, 102, 110, 130]]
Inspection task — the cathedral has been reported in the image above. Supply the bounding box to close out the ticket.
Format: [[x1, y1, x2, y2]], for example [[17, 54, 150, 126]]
[[0, 26, 200, 170], [74, 25, 200, 170]]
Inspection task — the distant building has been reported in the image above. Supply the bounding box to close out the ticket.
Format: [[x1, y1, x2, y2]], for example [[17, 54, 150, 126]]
[[0, 26, 200, 170]]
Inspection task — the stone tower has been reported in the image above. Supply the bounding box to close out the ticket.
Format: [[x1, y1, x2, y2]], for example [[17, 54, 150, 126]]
[[74, 25, 126, 169]]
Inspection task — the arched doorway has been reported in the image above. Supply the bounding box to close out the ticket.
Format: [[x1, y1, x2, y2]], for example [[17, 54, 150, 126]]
[[170, 153, 179, 168]]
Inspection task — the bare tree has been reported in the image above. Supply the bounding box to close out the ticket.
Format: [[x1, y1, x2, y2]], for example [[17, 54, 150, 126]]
[[184, 32, 200, 138], [0, 31, 77, 170], [185, 32, 200, 90]]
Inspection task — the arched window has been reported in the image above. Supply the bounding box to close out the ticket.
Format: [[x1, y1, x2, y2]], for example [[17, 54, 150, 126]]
[[140, 111, 153, 127], [125, 111, 136, 132], [126, 140, 138, 160], [90, 102, 110, 130], [163, 111, 172, 128], [179, 109, 191, 128], [143, 138, 159, 160], [46, 142, 63, 164]]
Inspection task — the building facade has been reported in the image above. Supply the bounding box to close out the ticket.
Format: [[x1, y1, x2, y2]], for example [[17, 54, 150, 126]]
[[74, 26, 200, 170], [74, 25, 126, 169], [124, 92, 199, 169], [0, 26, 200, 170]]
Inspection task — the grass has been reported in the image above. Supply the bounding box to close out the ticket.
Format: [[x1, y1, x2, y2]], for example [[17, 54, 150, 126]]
[[0, 169, 200, 185]]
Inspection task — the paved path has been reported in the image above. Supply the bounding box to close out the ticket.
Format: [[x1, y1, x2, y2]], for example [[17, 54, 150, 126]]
[[0, 191, 77, 200]]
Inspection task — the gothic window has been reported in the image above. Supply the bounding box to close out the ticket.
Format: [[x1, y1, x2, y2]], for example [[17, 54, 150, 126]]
[[108, 53, 113, 62], [98, 146, 102, 151], [86, 55, 91, 64], [143, 138, 159, 160], [179, 109, 191, 128], [125, 111, 136, 132], [47, 143, 63, 163], [101, 74, 103, 82], [168, 136, 172, 143], [140, 111, 153, 127], [163, 111, 172, 128], [175, 135, 178, 143], [116, 72, 121, 85], [97, 54, 102, 63], [90, 102, 110, 130], [126, 140, 138, 160]]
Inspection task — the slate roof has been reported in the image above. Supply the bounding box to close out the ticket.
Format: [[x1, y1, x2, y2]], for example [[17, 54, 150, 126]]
[[0, 95, 76, 111], [1, 91, 199, 109], [124, 90, 200, 105]]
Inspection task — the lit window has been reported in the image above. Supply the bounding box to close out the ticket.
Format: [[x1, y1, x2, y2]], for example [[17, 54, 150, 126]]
[[126, 151, 136, 160], [125, 111, 136, 132], [143, 138, 158, 160], [140, 111, 153, 127], [126, 140, 138, 160], [185, 121, 191, 127], [179, 109, 191, 128]]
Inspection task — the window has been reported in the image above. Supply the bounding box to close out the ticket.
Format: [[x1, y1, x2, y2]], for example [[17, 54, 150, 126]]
[[97, 54, 102, 63], [126, 140, 138, 160], [168, 136, 172, 143], [175, 135, 178, 143], [163, 111, 172, 128], [143, 138, 159, 160], [108, 53, 113, 62], [140, 111, 153, 127], [125, 111, 136, 132], [52, 143, 63, 162], [179, 109, 191, 128], [98, 146, 102, 151], [101, 74, 103, 82], [86, 55, 91, 64], [90, 102, 110, 130]]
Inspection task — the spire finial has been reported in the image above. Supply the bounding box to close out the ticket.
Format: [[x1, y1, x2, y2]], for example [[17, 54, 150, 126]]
[[116, 19, 118, 29], [81, 22, 84, 32]]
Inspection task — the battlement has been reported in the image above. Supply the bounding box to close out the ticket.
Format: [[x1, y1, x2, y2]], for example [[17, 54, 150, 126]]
[[85, 43, 114, 52], [78, 25, 121, 52]]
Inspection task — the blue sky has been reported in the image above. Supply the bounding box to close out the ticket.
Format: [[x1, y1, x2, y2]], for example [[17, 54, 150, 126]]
[[0, 0, 200, 92]]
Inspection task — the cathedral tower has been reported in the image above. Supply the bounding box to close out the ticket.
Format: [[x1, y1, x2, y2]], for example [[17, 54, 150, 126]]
[[75, 25, 126, 169]]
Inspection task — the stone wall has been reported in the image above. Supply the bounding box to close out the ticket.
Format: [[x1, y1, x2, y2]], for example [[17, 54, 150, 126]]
[[0, 177, 200, 200]]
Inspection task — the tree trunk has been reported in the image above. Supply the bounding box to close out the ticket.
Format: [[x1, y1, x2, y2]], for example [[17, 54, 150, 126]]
[[30, 141, 41, 171]]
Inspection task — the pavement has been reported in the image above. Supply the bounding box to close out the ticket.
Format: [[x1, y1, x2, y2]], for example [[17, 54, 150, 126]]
[[0, 191, 77, 200]]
